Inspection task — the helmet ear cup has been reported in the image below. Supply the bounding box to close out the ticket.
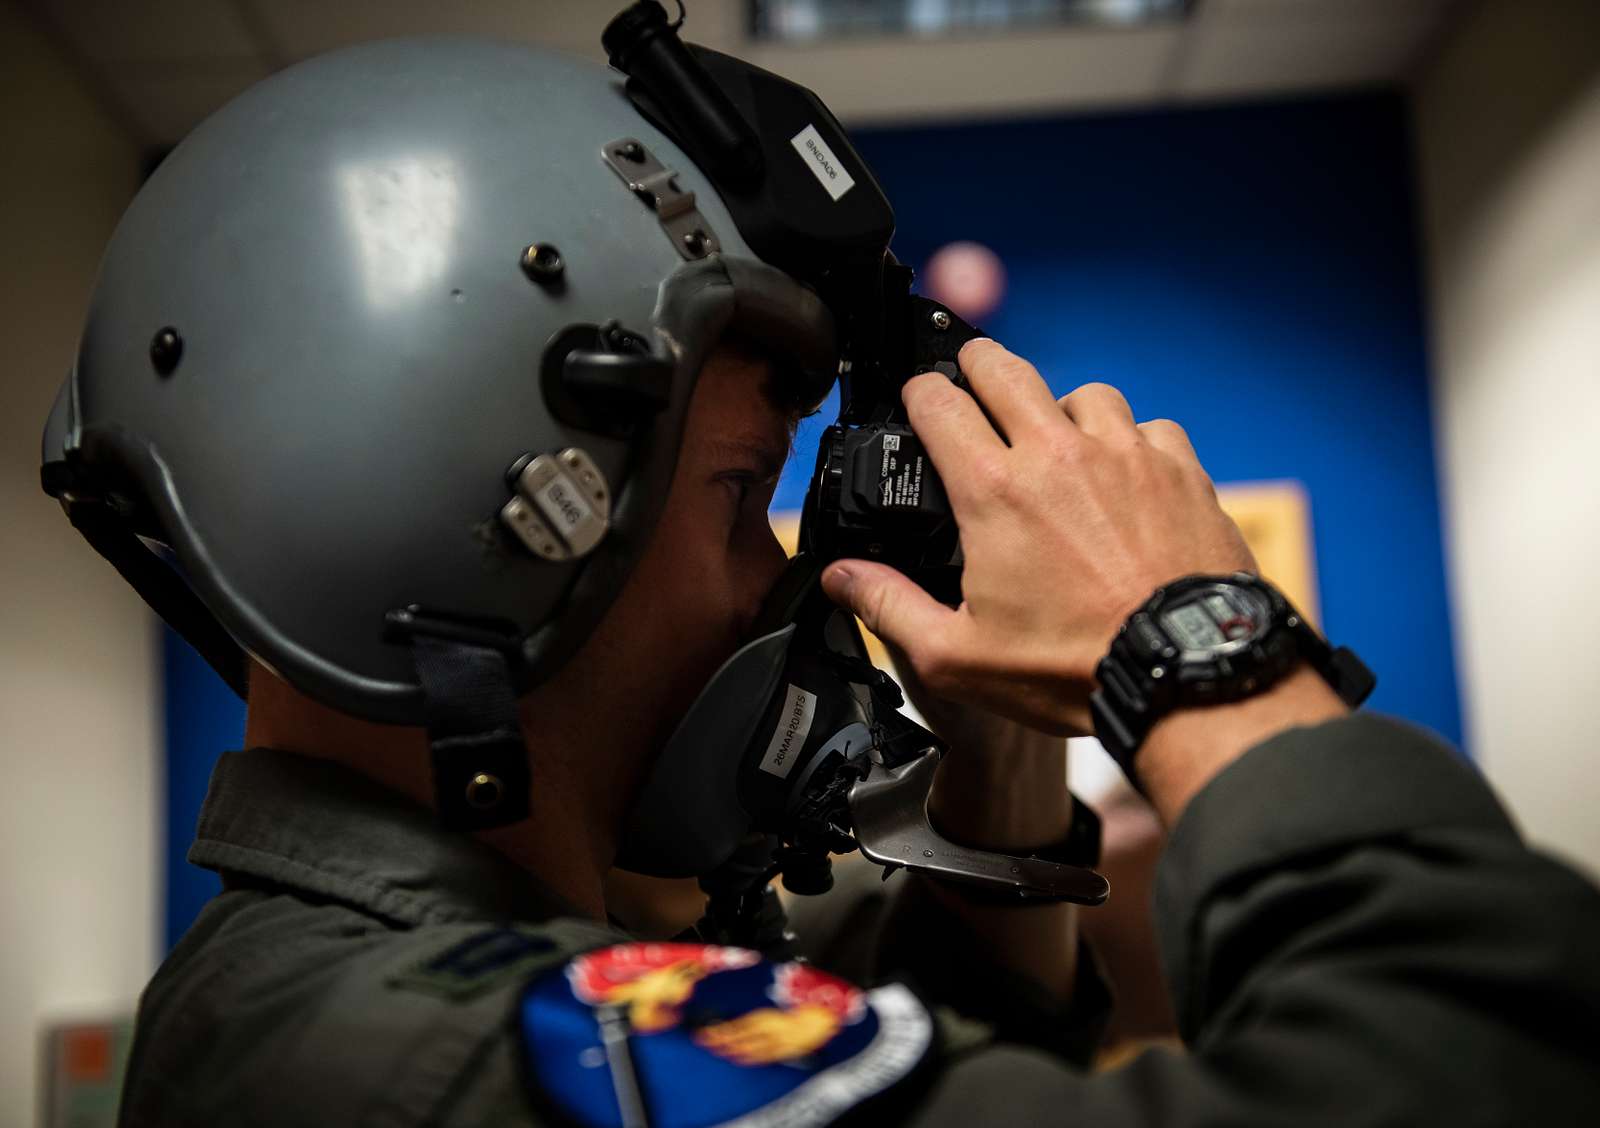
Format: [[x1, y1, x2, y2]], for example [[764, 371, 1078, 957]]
[[617, 556, 879, 880], [616, 625, 795, 877]]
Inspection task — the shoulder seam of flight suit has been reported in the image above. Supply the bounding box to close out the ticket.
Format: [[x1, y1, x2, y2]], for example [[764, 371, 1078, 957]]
[[190, 837, 469, 928]]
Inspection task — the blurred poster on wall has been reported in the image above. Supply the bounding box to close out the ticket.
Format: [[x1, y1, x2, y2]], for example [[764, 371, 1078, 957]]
[[41, 1018, 134, 1128], [1214, 480, 1319, 624]]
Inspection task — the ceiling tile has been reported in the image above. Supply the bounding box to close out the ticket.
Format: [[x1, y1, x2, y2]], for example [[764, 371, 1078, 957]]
[[751, 25, 1182, 123], [245, 0, 616, 62], [1207, 0, 1451, 25], [48, 0, 1476, 144], [1173, 0, 1449, 99], [101, 59, 274, 145], [43, 0, 261, 62]]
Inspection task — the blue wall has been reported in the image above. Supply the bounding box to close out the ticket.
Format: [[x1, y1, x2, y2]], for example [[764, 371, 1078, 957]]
[[783, 89, 1459, 739], [162, 90, 1460, 949], [162, 628, 239, 947]]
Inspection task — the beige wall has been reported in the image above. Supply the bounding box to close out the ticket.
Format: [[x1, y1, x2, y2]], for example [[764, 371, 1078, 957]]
[[1415, 0, 1600, 877], [0, 2, 154, 1125]]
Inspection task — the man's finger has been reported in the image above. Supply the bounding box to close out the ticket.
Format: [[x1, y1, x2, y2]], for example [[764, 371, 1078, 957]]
[[903, 370, 1007, 478], [1138, 417, 1198, 461], [1058, 382, 1138, 441], [958, 338, 1066, 442], [820, 559, 955, 655]]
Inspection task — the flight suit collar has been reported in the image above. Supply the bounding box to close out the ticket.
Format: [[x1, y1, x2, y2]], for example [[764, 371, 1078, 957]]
[[188, 746, 577, 927]]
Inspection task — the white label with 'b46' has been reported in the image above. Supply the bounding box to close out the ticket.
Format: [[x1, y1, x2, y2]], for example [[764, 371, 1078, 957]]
[[790, 124, 856, 202], [758, 684, 817, 779]]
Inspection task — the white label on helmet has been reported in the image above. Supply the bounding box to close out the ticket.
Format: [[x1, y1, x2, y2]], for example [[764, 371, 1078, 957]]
[[759, 683, 817, 779], [533, 474, 594, 539], [790, 124, 856, 202]]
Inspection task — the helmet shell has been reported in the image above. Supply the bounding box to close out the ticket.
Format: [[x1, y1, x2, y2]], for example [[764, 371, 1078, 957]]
[[60, 38, 832, 722]]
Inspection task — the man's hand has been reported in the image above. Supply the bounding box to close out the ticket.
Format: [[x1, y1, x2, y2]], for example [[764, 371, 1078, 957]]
[[821, 338, 1256, 738]]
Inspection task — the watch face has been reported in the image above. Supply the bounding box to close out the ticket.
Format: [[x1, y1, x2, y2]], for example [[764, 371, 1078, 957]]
[[1158, 583, 1271, 655]]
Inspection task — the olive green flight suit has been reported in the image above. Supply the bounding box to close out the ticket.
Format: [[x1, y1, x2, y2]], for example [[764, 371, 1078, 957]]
[[118, 716, 1600, 1127]]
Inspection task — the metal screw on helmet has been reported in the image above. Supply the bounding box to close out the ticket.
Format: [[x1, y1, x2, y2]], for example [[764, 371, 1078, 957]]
[[682, 229, 709, 257], [465, 772, 504, 810], [150, 327, 184, 375], [930, 309, 951, 331], [615, 140, 645, 162], [520, 243, 564, 285]]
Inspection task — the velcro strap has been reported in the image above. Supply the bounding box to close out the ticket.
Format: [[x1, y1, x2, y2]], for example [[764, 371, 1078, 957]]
[[411, 635, 531, 831]]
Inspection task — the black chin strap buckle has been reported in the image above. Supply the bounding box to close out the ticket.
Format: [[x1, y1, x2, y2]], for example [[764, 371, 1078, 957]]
[[387, 607, 531, 832]]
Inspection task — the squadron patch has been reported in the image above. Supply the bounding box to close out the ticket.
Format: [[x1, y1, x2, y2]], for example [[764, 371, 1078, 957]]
[[520, 942, 932, 1128]]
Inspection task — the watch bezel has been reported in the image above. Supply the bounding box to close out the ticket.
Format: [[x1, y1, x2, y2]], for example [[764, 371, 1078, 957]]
[[1153, 579, 1275, 663], [1108, 572, 1301, 709]]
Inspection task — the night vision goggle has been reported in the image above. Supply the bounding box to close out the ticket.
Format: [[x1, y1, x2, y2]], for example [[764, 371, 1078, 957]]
[[605, 3, 1109, 913]]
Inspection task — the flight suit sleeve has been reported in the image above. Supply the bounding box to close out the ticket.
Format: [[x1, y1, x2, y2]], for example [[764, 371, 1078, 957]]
[[897, 713, 1600, 1126], [137, 914, 620, 1128]]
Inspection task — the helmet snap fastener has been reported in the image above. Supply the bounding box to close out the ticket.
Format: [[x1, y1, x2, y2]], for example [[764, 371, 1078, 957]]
[[520, 243, 565, 285], [466, 772, 504, 810]]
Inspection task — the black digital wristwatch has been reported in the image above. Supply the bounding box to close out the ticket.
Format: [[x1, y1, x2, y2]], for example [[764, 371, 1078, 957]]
[[1089, 573, 1376, 781]]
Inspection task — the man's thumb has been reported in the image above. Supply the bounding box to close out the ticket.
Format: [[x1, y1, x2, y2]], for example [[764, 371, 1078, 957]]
[[820, 559, 950, 649]]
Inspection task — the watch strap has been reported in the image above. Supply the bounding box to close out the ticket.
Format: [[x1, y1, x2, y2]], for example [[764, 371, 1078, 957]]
[[1326, 645, 1378, 708]]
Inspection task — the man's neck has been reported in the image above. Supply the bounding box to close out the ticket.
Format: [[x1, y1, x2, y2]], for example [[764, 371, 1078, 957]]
[[243, 664, 614, 921]]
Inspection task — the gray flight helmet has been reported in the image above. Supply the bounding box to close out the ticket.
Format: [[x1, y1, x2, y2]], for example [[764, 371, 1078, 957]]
[[41, 37, 835, 725]]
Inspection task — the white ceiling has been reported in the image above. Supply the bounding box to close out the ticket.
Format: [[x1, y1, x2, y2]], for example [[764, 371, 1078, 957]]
[[21, 0, 1466, 146]]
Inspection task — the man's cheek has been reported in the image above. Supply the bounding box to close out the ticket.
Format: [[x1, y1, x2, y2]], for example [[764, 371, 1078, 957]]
[[675, 586, 746, 686]]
